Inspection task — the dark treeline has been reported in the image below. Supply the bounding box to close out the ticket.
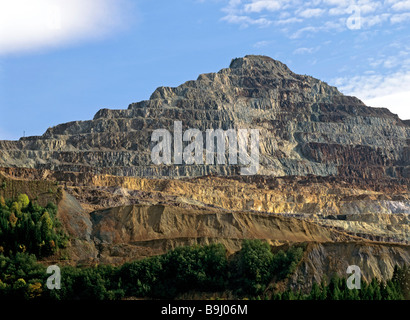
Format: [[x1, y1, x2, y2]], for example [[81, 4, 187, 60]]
[[0, 240, 306, 299], [272, 265, 409, 300], [0, 241, 408, 300]]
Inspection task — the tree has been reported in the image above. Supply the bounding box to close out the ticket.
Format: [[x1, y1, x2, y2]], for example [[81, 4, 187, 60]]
[[40, 212, 53, 231], [309, 282, 322, 300], [27, 281, 43, 299], [199, 243, 228, 291], [0, 196, 5, 207], [372, 279, 382, 300], [392, 265, 409, 300], [9, 212, 18, 228], [0, 197, 66, 257], [328, 276, 342, 300], [231, 240, 274, 295], [282, 289, 296, 300], [119, 256, 163, 297], [17, 194, 29, 210], [319, 279, 328, 300], [271, 246, 304, 279], [10, 202, 21, 214], [241, 240, 273, 282]]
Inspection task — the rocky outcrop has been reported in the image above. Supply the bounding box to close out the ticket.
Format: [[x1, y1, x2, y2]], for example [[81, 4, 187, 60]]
[[2, 167, 409, 245], [0, 55, 408, 181], [49, 185, 365, 265], [1, 168, 409, 294], [0, 56, 408, 293], [89, 203, 360, 264], [56, 189, 410, 289], [287, 242, 410, 292]]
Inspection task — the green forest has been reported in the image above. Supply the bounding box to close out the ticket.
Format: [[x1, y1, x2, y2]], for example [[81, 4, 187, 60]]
[[0, 194, 409, 300], [0, 194, 68, 257]]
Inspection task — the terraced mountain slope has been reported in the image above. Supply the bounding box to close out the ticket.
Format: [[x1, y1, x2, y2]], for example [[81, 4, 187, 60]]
[[0, 56, 409, 293], [0, 55, 409, 180]]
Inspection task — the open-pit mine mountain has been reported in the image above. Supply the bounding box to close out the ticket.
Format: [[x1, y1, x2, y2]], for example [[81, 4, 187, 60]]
[[0, 55, 409, 294]]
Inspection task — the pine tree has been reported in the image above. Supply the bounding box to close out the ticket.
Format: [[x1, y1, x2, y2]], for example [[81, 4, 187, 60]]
[[320, 279, 328, 300], [310, 282, 322, 300]]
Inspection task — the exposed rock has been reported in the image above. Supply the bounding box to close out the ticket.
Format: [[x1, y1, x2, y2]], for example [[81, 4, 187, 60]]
[[1, 167, 409, 245], [315, 213, 410, 243], [0, 55, 408, 181], [288, 242, 410, 292], [0, 55, 408, 293], [57, 190, 92, 241], [89, 203, 358, 264]]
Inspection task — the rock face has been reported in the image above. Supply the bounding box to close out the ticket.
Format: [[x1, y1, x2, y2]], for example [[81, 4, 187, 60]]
[[288, 242, 410, 292], [89, 203, 357, 264], [2, 167, 409, 245], [0, 56, 409, 294], [0, 55, 409, 180]]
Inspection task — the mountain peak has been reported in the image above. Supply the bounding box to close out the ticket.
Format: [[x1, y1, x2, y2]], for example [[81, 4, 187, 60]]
[[229, 55, 293, 75], [0, 55, 408, 182], [148, 55, 336, 102]]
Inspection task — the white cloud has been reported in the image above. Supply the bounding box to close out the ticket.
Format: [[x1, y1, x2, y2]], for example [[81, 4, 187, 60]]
[[391, 0, 410, 11], [244, 0, 283, 13], [275, 17, 303, 24], [333, 70, 410, 120], [293, 46, 320, 54], [220, 0, 410, 30], [275, 17, 303, 25], [391, 12, 410, 23], [362, 13, 391, 27], [0, 0, 130, 55], [290, 26, 319, 39], [298, 8, 325, 18], [322, 0, 350, 6], [290, 19, 345, 38], [215, 0, 410, 123], [356, 4, 374, 14], [253, 40, 271, 48], [328, 5, 349, 16], [221, 14, 272, 27], [365, 92, 410, 120]]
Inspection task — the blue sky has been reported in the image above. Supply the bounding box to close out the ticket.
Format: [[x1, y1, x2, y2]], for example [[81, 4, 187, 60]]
[[1, 0, 410, 140]]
